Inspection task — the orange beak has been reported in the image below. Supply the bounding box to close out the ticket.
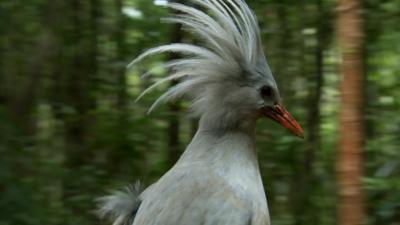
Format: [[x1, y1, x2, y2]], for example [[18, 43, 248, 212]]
[[263, 104, 304, 138]]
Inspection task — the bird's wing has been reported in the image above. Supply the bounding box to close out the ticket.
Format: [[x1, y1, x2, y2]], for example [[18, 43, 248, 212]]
[[132, 166, 252, 225]]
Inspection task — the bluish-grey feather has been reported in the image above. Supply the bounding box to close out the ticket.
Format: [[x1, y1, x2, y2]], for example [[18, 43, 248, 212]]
[[97, 182, 142, 225], [129, 0, 274, 115]]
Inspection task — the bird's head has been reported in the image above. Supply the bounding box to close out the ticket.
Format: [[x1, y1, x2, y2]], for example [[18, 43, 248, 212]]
[[131, 0, 304, 138]]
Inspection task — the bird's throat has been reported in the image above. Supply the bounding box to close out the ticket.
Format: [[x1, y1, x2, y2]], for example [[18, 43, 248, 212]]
[[177, 119, 259, 173]]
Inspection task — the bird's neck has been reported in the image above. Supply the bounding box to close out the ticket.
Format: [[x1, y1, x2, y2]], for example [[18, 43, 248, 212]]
[[172, 114, 268, 207], [177, 114, 259, 170], [175, 115, 265, 199]]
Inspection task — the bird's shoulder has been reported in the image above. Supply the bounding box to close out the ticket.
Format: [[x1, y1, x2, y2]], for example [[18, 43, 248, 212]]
[[133, 164, 253, 225]]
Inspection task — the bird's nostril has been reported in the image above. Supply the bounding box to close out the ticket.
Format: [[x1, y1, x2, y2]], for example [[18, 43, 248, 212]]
[[274, 104, 285, 115]]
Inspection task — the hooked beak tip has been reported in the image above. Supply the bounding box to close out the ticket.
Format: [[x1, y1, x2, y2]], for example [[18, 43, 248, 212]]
[[295, 130, 305, 139]]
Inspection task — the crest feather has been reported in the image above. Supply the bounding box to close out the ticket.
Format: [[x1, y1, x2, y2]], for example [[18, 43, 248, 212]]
[[130, 0, 267, 114]]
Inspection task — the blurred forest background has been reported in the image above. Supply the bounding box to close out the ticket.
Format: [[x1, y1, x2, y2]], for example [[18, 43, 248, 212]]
[[0, 0, 399, 225]]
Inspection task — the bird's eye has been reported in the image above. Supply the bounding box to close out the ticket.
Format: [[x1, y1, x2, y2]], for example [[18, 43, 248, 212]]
[[260, 85, 273, 98]]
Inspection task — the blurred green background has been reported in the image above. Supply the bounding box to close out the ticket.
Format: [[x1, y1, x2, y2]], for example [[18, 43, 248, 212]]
[[0, 0, 399, 225]]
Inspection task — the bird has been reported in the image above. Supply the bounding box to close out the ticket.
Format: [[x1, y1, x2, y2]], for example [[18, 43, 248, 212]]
[[97, 0, 304, 225]]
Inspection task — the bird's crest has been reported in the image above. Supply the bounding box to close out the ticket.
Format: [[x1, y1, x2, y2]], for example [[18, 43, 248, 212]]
[[131, 0, 273, 115]]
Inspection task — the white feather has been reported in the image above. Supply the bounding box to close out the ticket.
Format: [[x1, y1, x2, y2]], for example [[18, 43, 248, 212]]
[[97, 182, 142, 225], [131, 0, 270, 115]]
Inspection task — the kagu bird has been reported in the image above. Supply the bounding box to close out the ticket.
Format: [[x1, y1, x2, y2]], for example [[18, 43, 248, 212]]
[[98, 0, 304, 225]]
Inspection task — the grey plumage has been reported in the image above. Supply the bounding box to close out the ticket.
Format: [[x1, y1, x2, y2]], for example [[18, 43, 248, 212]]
[[97, 0, 291, 224], [130, 0, 277, 116], [97, 182, 142, 225]]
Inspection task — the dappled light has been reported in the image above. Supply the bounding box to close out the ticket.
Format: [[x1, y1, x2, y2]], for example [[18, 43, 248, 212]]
[[0, 0, 399, 225]]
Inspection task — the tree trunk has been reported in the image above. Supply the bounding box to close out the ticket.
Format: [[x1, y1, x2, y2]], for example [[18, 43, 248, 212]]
[[12, 34, 49, 136], [275, 1, 291, 94], [89, 0, 100, 87], [61, 0, 99, 221], [115, 0, 127, 110], [305, 0, 325, 175], [337, 0, 365, 225], [296, 1, 327, 224], [166, 1, 184, 167], [63, 0, 92, 165], [106, 0, 141, 176]]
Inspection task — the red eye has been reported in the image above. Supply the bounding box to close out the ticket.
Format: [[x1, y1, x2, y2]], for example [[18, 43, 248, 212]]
[[260, 86, 273, 98]]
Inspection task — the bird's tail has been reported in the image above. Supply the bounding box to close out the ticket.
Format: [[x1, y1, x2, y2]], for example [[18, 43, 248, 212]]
[[96, 182, 142, 225]]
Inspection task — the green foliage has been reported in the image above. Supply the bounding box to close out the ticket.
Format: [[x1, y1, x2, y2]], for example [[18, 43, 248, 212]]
[[0, 0, 399, 225]]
